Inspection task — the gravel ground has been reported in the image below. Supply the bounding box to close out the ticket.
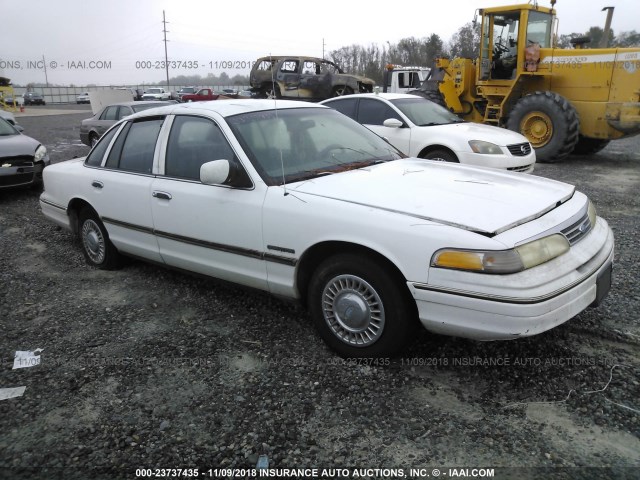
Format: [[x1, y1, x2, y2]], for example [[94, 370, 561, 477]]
[[0, 109, 639, 480]]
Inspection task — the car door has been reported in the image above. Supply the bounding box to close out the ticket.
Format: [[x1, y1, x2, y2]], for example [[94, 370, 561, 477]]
[[277, 59, 301, 98], [150, 114, 268, 290], [94, 105, 120, 136], [83, 117, 164, 262], [357, 98, 412, 155]]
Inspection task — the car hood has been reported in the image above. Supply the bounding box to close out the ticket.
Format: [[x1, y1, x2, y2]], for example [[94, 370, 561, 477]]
[[289, 159, 574, 235], [428, 122, 528, 145], [0, 134, 40, 157]]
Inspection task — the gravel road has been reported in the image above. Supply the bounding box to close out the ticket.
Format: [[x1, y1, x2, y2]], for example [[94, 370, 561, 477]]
[[1, 108, 639, 480]]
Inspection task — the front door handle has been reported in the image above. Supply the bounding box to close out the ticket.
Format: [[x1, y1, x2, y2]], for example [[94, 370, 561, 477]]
[[152, 191, 172, 200], [91, 181, 104, 189]]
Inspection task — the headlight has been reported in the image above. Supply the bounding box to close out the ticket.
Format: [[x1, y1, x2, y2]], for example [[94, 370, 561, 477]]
[[588, 200, 597, 227], [431, 234, 570, 274], [35, 145, 47, 162], [468, 140, 503, 155]]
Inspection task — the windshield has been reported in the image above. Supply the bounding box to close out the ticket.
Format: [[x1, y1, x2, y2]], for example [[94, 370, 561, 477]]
[[227, 107, 403, 185], [148, 88, 162, 93], [132, 103, 168, 113], [390, 98, 463, 126], [0, 117, 19, 136]]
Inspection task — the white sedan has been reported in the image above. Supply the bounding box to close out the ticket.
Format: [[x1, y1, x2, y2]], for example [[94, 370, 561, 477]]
[[321, 93, 536, 172], [40, 100, 613, 357]]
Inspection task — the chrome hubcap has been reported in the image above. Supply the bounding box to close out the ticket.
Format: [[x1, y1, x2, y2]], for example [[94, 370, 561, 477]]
[[82, 219, 105, 264], [322, 274, 385, 347]]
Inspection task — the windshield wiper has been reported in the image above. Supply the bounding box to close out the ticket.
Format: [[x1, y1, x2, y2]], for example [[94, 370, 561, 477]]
[[417, 122, 443, 127]]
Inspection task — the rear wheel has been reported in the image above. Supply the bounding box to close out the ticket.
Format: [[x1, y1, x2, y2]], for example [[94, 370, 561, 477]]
[[89, 132, 99, 148], [260, 84, 281, 99], [307, 253, 417, 358], [507, 91, 579, 163], [78, 207, 123, 269], [332, 86, 353, 97], [572, 135, 610, 155]]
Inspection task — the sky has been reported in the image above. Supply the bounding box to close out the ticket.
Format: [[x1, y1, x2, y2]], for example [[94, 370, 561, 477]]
[[1, 0, 637, 86]]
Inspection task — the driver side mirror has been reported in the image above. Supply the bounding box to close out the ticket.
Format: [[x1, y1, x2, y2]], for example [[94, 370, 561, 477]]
[[200, 160, 230, 185], [383, 118, 404, 128]]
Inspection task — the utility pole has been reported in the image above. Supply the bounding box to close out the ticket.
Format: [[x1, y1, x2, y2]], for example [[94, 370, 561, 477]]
[[322, 38, 326, 59], [162, 11, 170, 88], [42, 54, 49, 87]]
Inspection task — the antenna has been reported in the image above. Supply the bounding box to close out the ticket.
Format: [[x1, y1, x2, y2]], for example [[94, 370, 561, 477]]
[[268, 54, 287, 196]]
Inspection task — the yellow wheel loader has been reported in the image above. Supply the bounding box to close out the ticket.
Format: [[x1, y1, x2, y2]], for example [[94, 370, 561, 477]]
[[413, 2, 640, 162]]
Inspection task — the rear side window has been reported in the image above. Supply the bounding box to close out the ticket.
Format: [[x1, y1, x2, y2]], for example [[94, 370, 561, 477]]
[[85, 126, 118, 167], [101, 106, 119, 121], [325, 98, 358, 120], [105, 118, 164, 173]]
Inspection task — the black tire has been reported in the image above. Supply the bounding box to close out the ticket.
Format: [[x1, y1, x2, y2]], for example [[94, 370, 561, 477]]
[[89, 132, 99, 148], [260, 84, 281, 99], [307, 253, 418, 358], [332, 86, 353, 97], [411, 89, 447, 109], [78, 207, 123, 269], [572, 135, 610, 155], [506, 91, 579, 163], [420, 149, 458, 163]]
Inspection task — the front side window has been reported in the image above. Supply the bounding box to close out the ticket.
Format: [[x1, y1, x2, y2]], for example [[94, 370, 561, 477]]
[[104, 118, 163, 173], [527, 11, 553, 48], [165, 115, 241, 183], [357, 99, 402, 126]]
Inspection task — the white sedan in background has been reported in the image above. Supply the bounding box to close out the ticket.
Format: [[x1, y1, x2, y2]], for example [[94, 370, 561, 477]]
[[321, 93, 536, 172], [40, 100, 612, 358]]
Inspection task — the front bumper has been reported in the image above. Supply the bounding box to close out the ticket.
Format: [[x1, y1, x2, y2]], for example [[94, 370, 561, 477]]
[[456, 150, 535, 173], [409, 219, 614, 340], [0, 159, 48, 189]]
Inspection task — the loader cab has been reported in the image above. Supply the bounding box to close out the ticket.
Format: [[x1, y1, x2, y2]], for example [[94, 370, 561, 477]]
[[478, 5, 554, 82]]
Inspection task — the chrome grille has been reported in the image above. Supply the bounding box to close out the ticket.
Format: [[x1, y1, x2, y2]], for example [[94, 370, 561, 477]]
[[507, 164, 533, 172], [561, 211, 592, 245], [507, 142, 532, 156]]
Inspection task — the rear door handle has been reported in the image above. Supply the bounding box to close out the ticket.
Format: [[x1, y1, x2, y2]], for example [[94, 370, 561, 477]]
[[91, 181, 103, 189], [152, 191, 172, 200]]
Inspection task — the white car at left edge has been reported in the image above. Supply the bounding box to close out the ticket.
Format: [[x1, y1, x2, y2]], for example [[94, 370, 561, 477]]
[[39, 100, 612, 358]]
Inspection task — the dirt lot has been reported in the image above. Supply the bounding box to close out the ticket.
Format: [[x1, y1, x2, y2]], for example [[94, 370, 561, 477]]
[[1, 108, 639, 480]]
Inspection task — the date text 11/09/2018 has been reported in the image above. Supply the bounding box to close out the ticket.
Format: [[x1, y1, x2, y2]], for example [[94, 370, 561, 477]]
[[134, 60, 256, 70]]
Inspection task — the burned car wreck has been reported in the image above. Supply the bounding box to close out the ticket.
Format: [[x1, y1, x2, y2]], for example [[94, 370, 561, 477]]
[[250, 56, 374, 101]]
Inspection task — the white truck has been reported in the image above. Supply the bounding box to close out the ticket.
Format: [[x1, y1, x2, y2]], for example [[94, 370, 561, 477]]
[[141, 87, 171, 101], [382, 65, 431, 94]]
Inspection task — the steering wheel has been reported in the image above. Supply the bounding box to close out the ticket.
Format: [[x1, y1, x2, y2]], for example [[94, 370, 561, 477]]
[[494, 40, 510, 56], [317, 144, 346, 160]]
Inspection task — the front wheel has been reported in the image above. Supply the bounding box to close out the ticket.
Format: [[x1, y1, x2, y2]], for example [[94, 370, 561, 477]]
[[78, 207, 123, 269], [507, 91, 579, 162], [307, 254, 417, 358], [420, 149, 458, 163]]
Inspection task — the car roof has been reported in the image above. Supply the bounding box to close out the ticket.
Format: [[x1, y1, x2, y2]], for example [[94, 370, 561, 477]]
[[322, 93, 419, 102], [127, 99, 328, 120]]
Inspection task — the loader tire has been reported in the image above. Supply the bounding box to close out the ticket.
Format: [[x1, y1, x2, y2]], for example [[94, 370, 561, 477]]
[[572, 136, 610, 155], [507, 91, 579, 163], [411, 89, 447, 109]]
